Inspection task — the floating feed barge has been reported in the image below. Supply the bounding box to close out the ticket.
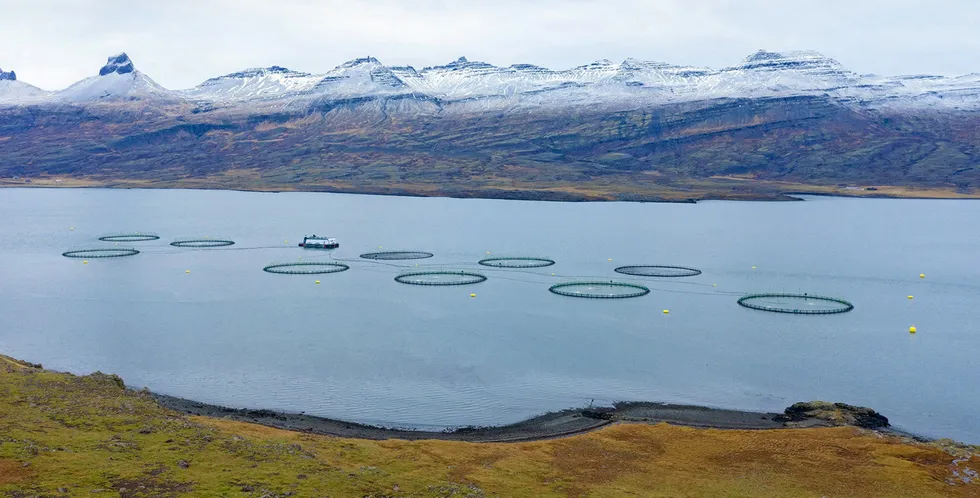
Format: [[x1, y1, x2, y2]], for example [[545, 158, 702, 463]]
[[299, 235, 339, 249]]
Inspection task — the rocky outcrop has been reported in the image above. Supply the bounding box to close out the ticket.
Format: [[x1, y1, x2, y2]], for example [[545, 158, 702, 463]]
[[777, 401, 890, 429], [99, 53, 135, 76]]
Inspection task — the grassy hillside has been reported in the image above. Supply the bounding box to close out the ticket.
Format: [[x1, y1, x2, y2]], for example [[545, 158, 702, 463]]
[[1, 355, 977, 497]]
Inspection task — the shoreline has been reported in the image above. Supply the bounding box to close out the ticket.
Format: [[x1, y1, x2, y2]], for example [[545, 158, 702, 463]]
[[0, 353, 931, 444], [2, 180, 978, 203], [154, 394, 885, 443]]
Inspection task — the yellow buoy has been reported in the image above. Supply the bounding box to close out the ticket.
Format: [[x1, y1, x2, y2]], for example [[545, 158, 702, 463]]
[[663, 309, 669, 314], [752, 266, 757, 269], [82, 260, 88, 264], [470, 293, 476, 298], [70, 227, 74, 230], [486, 251, 491, 254], [713, 283, 717, 287], [185, 270, 190, 274], [315, 280, 320, 284], [920, 273, 925, 279], [908, 295, 914, 300], [285, 240, 288, 244], [551, 273, 555, 276], [608, 258, 613, 262], [909, 325, 917, 333]]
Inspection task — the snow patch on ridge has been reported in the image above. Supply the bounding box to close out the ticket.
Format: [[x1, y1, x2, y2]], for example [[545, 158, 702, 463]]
[[182, 66, 322, 102]]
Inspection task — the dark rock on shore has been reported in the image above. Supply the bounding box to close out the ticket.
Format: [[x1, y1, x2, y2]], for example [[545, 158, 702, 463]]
[[777, 401, 889, 429]]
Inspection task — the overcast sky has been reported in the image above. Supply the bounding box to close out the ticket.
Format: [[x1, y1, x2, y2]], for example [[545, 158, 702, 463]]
[[2, 0, 979, 90]]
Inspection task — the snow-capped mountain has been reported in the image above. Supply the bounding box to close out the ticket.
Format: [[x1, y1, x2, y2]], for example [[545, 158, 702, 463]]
[[2, 50, 979, 112], [0, 67, 50, 104], [3, 50, 979, 201], [56, 53, 179, 102], [177, 50, 977, 112], [180, 57, 412, 104], [310, 56, 408, 95]]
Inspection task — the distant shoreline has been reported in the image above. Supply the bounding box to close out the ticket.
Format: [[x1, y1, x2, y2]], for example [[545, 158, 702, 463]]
[[3, 180, 978, 203]]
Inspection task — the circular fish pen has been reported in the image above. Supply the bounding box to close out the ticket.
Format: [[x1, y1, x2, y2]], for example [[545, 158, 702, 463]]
[[63, 248, 140, 259], [614, 265, 702, 277], [98, 233, 160, 242], [394, 271, 487, 286], [478, 257, 556, 268], [360, 251, 434, 261], [263, 262, 350, 275], [549, 281, 650, 299], [737, 293, 854, 315], [170, 239, 235, 248]]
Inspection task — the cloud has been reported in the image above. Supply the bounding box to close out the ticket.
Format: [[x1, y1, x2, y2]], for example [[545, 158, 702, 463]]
[[2, 0, 978, 90]]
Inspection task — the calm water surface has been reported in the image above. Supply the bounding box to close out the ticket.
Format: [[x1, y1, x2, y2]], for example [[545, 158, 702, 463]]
[[0, 188, 977, 442]]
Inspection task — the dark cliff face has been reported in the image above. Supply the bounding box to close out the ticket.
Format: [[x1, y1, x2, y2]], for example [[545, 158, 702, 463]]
[[98, 53, 135, 76], [0, 68, 16, 81]]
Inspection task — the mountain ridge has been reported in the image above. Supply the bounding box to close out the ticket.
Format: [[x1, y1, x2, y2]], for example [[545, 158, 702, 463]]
[[2, 50, 978, 111], [0, 50, 978, 201]]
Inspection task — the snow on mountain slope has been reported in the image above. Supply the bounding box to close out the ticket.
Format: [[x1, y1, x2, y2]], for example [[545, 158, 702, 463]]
[[861, 73, 980, 110], [56, 50, 971, 112], [700, 50, 859, 97], [184, 57, 412, 103], [304, 57, 408, 97], [303, 51, 979, 111], [57, 53, 180, 102], [396, 57, 559, 98], [377, 51, 854, 110], [181, 66, 322, 102], [0, 68, 50, 104], [5, 50, 979, 112], [392, 57, 656, 100]]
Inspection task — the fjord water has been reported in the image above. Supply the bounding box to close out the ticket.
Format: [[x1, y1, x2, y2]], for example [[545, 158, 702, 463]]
[[1, 189, 977, 442]]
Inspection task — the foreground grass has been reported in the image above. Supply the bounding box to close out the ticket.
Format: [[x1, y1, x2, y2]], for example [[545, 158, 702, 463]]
[[1, 356, 977, 497]]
